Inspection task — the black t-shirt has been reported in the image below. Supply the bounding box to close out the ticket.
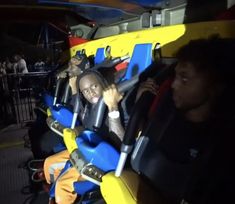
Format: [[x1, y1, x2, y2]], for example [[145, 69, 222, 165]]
[[158, 111, 210, 163], [138, 92, 212, 201]]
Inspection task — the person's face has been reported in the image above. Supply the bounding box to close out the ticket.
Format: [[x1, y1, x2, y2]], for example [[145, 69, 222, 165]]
[[171, 62, 214, 111], [79, 74, 103, 104]]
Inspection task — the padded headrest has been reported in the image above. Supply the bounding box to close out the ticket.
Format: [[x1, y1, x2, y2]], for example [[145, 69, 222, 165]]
[[122, 43, 152, 81], [94, 46, 111, 65]]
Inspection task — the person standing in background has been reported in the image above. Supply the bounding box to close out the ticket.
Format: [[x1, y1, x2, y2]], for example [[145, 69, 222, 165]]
[[13, 54, 28, 74]]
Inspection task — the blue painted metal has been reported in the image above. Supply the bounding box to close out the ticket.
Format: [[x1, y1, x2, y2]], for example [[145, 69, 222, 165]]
[[43, 93, 54, 108], [94, 48, 106, 65], [51, 107, 80, 127], [122, 43, 152, 81], [127, 0, 164, 7], [76, 130, 120, 171], [73, 180, 98, 195]]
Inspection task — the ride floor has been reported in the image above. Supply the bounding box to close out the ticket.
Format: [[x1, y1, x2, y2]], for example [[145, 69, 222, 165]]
[[0, 124, 35, 204]]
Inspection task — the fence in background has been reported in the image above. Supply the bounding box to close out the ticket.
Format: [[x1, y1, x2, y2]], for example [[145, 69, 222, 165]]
[[0, 72, 50, 127]]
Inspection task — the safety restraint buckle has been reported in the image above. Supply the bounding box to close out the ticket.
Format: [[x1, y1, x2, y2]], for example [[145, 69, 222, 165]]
[[81, 164, 105, 185]]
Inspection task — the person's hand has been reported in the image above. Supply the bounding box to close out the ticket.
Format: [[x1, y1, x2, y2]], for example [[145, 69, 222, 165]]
[[103, 84, 123, 111], [68, 64, 82, 77], [56, 71, 67, 79], [69, 76, 78, 95], [136, 78, 159, 102]]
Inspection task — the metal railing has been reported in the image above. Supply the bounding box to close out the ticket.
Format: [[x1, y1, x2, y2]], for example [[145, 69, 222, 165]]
[[0, 72, 50, 127]]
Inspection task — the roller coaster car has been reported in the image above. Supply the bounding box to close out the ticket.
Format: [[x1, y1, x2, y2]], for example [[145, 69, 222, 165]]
[[35, 93, 54, 115], [46, 49, 129, 138], [48, 40, 157, 203]]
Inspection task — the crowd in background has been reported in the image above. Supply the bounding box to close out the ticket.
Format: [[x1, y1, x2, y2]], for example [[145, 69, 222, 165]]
[[0, 53, 55, 129], [0, 54, 55, 75]]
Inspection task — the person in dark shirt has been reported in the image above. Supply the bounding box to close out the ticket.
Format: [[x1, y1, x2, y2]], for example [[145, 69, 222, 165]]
[[100, 37, 235, 204]]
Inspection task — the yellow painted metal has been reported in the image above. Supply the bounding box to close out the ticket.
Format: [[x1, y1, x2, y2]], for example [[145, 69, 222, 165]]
[[63, 128, 78, 153], [101, 171, 143, 204], [70, 20, 235, 58], [47, 108, 52, 117], [0, 141, 24, 149]]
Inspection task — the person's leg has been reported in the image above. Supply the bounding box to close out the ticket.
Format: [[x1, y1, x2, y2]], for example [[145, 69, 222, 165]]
[[28, 121, 49, 159], [55, 167, 81, 204], [39, 131, 64, 159], [44, 150, 70, 184]]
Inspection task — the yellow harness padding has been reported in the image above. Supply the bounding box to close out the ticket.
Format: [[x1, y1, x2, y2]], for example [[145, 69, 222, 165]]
[[63, 128, 78, 154], [100, 170, 165, 204], [47, 108, 52, 117], [63, 127, 85, 153], [100, 171, 138, 204]]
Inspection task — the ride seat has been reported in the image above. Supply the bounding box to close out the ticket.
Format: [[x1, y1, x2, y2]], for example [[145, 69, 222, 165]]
[[94, 47, 110, 65], [121, 43, 152, 81], [100, 78, 173, 204]]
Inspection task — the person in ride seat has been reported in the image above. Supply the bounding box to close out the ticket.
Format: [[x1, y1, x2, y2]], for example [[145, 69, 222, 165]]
[[29, 54, 90, 160], [43, 70, 126, 204], [100, 37, 235, 204], [56, 54, 90, 80]]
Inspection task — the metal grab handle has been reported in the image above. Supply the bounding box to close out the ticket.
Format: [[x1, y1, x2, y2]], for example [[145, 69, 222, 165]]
[[93, 76, 139, 130], [53, 78, 64, 105], [93, 55, 129, 70]]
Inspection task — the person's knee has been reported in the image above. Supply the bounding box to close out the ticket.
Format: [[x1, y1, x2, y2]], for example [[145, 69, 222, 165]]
[[43, 157, 51, 183], [43, 155, 56, 183], [55, 178, 77, 204]]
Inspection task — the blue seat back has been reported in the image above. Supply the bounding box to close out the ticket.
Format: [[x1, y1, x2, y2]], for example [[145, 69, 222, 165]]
[[122, 43, 152, 81], [51, 107, 80, 128], [94, 48, 106, 65], [43, 93, 53, 108], [76, 130, 120, 171], [49, 133, 119, 199]]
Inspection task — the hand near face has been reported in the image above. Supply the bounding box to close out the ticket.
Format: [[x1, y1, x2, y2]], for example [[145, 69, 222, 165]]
[[103, 84, 123, 111], [136, 78, 158, 102], [56, 71, 67, 79], [69, 76, 78, 95]]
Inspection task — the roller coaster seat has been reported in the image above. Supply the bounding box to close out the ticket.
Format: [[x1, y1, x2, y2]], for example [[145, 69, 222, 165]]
[[50, 107, 79, 128], [49, 43, 154, 202], [121, 43, 152, 81], [101, 170, 164, 204], [44, 93, 54, 108], [49, 130, 120, 201], [75, 131, 120, 171], [99, 78, 173, 204], [94, 47, 110, 65], [48, 46, 110, 129]]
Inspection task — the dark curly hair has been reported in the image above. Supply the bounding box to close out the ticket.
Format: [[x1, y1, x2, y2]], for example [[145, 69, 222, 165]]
[[77, 69, 108, 91], [176, 36, 235, 120], [175, 36, 235, 86]]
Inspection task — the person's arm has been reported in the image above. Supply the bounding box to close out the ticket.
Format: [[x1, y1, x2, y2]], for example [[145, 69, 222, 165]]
[[103, 84, 125, 141], [135, 78, 159, 102], [19, 59, 28, 73], [69, 76, 78, 95]]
